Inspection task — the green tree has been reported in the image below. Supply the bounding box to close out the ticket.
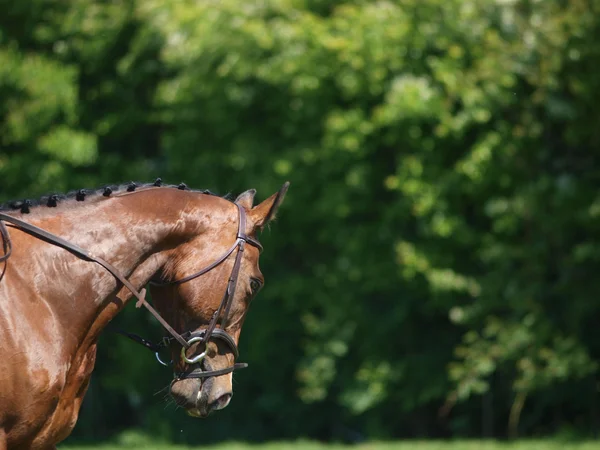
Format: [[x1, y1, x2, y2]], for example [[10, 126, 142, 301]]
[[1, 0, 600, 443]]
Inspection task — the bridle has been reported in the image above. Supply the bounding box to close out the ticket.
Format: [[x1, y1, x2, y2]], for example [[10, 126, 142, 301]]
[[150, 203, 262, 379], [0, 202, 259, 380]]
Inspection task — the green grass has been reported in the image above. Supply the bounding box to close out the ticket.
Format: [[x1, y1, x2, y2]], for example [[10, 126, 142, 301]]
[[62, 434, 600, 450], [62, 444, 600, 450]]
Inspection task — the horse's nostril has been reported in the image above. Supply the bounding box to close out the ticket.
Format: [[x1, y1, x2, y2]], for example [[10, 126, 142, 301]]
[[210, 392, 232, 412]]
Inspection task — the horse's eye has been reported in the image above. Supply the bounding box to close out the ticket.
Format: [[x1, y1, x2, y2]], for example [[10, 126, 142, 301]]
[[250, 279, 262, 293]]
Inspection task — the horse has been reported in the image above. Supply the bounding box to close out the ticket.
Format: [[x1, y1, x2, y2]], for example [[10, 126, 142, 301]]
[[0, 180, 289, 450]]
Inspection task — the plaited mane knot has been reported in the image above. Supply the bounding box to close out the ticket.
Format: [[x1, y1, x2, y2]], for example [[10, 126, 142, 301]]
[[0, 180, 223, 213], [21, 200, 32, 214], [47, 195, 58, 207]]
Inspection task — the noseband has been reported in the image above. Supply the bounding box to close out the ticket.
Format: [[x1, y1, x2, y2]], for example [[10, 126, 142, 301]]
[[0, 202, 259, 381]]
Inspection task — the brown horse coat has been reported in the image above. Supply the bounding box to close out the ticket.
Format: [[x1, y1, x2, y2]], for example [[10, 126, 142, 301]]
[[0, 182, 288, 449]]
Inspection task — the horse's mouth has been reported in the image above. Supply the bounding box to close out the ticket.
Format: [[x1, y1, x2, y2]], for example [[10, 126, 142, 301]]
[[187, 386, 212, 418], [170, 378, 204, 413], [183, 384, 232, 418], [171, 367, 233, 418], [171, 378, 212, 419], [186, 408, 209, 418]]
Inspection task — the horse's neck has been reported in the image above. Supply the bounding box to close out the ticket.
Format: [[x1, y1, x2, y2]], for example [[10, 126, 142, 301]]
[[10, 189, 207, 339]]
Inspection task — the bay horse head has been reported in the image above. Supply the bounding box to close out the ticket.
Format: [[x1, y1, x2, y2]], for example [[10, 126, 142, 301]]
[[148, 185, 288, 417], [0, 180, 288, 449]]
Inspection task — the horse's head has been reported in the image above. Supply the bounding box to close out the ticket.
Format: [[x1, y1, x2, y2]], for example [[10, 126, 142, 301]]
[[149, 183, 288, 418]]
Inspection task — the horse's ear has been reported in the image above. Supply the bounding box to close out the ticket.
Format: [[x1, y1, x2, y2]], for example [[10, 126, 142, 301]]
[[250, 182, 290, 231], [235, 189, 256, 209]]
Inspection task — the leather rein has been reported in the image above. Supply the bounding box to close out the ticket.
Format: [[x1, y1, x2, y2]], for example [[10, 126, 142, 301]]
[[0, 203, 260, 380]]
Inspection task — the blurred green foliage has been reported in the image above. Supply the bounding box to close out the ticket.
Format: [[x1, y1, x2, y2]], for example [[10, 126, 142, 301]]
[[1, 0, 600, 444]]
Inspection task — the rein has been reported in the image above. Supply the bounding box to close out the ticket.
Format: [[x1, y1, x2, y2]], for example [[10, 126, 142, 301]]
[[0, 203, 259, 380]]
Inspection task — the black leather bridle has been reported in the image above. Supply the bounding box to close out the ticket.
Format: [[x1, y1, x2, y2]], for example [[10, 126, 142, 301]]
[[150, 203, 262, 380], [0, 202, 260, 380]]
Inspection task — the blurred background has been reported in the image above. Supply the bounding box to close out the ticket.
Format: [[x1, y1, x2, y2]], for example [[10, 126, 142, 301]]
[[1, 0, 599, 446]]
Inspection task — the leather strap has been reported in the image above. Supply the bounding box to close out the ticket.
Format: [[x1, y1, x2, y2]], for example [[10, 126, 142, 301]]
[[155, 239, 242, 285], [109, 327, 166, 353], [0, 212, 190, 349], [176, 362, 248, 379], [186, 328, 240, 359], [150, 203, 262, 287]]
